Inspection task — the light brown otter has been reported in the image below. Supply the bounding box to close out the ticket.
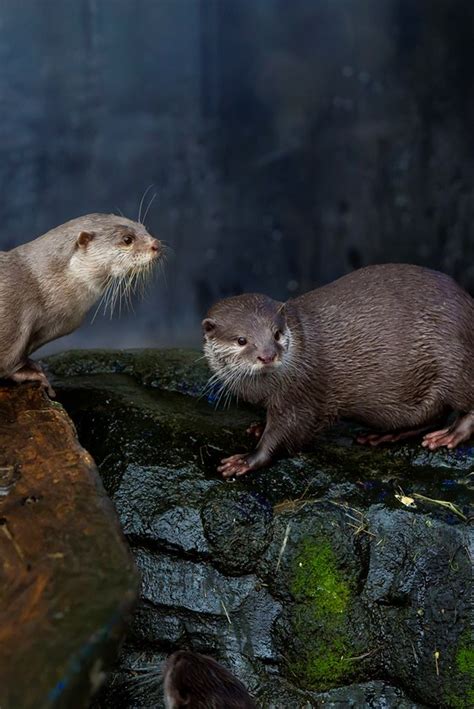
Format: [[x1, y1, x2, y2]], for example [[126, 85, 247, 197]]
[[163, 650, 256, 709], [0, 213, 161, 395], [203, 264, 474, 477]]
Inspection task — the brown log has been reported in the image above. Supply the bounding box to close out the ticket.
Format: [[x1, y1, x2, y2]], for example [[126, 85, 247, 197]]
[[0, 383, 139, 709]]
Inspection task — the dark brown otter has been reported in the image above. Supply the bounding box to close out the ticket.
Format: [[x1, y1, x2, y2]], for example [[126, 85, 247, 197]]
[[163, 650, 256, 708], [0, 213, 162, 395], [202, 264, 474, 477]]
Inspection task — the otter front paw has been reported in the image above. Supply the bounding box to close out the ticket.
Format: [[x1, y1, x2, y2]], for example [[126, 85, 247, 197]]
[[218, 454, 253, 478], [218, 447, 273, 478]]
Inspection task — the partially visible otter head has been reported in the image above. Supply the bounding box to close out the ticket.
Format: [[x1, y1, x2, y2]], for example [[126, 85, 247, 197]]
[[202, 294, 291, 393], [65, 213, 162, 289], [163, 650, 255, 709]]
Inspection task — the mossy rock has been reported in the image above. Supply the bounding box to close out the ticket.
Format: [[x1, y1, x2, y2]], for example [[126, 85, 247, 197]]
[[43, 349, 473, 708]]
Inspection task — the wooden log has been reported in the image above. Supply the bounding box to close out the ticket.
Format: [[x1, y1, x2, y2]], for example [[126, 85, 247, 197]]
[[0, 383, 140, 709]]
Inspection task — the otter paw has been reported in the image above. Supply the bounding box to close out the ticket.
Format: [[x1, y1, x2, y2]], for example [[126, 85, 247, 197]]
[[422, 416, 474, 450], [217, 454, 253, 478], [356, 432, 397, 446], [10, 367, 56, 398], [246, 422, 265, 440], [357, 424, 432, 446]]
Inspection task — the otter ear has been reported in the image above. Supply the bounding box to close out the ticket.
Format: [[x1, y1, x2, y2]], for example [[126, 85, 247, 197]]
[[202, 318, 216, 336], [76, 231, 95, 249]]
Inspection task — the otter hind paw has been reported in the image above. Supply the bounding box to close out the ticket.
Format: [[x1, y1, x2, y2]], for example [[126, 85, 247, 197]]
[[422, 413, 474, 450], [10, 364, 56, 398]]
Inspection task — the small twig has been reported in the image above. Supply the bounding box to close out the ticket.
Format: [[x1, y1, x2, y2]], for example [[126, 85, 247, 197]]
[[412, 493, 467, 521], [347, 521, 377, 538], [276, 522, 291, 571], [1, 522, 25, 561], [220, 599, 232, 625], [345, 647, 380, 662]]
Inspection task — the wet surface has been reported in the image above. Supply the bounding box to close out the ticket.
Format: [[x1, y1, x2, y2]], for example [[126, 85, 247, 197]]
[[46, 349, 474, 708], [0, 383, 139, 709]]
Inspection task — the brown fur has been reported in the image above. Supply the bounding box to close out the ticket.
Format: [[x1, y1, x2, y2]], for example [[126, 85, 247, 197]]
[[0, 213, 161, 393], [163, 650, 256, 708], [203, 264, 474, 476]]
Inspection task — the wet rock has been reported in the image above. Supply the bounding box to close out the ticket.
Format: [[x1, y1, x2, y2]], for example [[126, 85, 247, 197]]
[[136, 549, 257, 614], [44, 348, 210, 396], [364, 507, 473, 708], [0, 383, 139, 709], [262, 504, 374, 691], [113, 463, 215, 555], [201, 487, 274, 574], [45, 349, 474, 708], [258, 678, 426, 708]]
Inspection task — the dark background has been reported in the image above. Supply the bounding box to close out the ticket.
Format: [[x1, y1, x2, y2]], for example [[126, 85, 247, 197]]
[[1, 0, 474, 352]]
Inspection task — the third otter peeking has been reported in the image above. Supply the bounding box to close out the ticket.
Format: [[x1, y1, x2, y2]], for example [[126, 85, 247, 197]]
[[203, 263, 474, 478]]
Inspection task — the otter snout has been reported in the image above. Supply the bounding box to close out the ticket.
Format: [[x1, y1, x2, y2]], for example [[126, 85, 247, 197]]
[[256, 346, 280, 368], [139, 236, 161, 259], [257, 351, 277, 365], [150, 238, 161, 254]]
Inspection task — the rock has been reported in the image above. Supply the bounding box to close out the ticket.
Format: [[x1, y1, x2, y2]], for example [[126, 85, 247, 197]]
[[113, 464, 215, 555], [44, 348, 210, 396], [363, 507, 473, 708], [137, 549, 256, 614], [262, 504, 374, 691], [45, 349, 474, 708], [201, 486, 274, 574], [0, 383, 140, 709], [258, 678, 426, 708]]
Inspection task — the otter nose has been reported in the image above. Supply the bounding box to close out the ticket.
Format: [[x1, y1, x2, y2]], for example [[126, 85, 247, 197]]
[[257, 353, 276, 365], [150, 239, 160, 252]]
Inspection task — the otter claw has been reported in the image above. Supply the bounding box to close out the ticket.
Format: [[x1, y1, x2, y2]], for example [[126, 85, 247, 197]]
[[246, 422, 265, 440]]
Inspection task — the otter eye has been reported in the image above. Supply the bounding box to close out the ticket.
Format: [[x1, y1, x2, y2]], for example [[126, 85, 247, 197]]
[[237, 337, 247, 346], [122, 234, 134, 246], [274, 330, 281, 341]]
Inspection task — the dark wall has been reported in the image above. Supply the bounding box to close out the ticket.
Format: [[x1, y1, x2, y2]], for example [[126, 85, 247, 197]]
[[1, 0, 473, 351]]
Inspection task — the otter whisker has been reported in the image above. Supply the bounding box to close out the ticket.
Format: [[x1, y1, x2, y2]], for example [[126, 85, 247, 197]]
[[137, 184, 154, 224], [91, 274, 115, 323], [142, 191, 157, 225], [131, 671, 163, 689], [109, 275, 126, 319]]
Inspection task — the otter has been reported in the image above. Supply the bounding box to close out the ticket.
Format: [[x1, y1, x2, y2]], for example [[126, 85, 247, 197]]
[[163, 650, 255, 708], [0, 213, 161, 396], [202, 264, 474, 477]]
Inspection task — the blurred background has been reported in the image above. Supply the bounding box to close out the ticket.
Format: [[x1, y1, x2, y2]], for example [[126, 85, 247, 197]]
[[1, 0, 474, 352]]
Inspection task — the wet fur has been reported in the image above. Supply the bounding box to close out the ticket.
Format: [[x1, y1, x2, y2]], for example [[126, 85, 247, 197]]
[[204, 264, 474, 472], [163, 650, 255, 708]]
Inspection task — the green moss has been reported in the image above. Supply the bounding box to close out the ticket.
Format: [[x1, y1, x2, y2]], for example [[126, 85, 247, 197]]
[[294, 638, 349, 686], [286, 537, 364, 690], [457, 646, 474, 676], [291, 540, 350, 615], [444, 633, 474, 708]]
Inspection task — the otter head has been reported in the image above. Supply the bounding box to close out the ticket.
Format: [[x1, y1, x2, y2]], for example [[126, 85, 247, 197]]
[[202, 294, 291, 394], [163, 650, 255, 709], [71, 213, 162, 287]]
